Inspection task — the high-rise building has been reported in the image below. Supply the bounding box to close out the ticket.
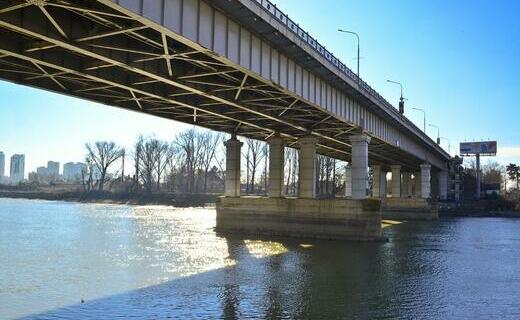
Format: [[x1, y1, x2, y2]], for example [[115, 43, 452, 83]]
[[10, 154, 25, 184], [36, 166, 48, 176], [0, 151, 5, 177], [47, 161, 60, 176], [63, 162, 87, 182]]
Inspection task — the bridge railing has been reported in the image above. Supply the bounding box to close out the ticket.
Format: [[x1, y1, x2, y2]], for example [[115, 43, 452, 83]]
[[252, 1, 395, 110], [251, 0, 447, 156]]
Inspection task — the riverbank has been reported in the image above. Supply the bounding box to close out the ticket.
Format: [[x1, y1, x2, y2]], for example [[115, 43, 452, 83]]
[[0, 190, 218, 207], [438, 201, 520, 218]]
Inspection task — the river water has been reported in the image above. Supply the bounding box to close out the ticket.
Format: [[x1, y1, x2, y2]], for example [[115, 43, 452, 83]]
[[1, 198, 519, 319]]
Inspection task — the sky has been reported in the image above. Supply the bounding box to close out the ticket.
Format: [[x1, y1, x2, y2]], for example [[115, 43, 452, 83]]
[[1, 0, 519, 176]]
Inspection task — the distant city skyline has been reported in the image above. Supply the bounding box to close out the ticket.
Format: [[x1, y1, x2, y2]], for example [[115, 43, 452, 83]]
[[1, 0, 519, 175]]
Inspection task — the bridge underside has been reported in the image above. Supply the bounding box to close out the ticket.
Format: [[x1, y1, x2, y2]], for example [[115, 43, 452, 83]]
[[0, 0, 423, 170]]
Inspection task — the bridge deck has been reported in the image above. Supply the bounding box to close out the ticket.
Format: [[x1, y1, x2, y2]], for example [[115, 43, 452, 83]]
[[0, 0, 448, 170]]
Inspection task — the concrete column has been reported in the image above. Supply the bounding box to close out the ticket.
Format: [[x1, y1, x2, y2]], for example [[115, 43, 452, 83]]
[[224, 135, 243, 197], [438, 170, 448, 200], [420, 164, 431, 199], [372, 165, 381, 198], [267, 134, 284, 198], [381, 170, 387, 198], [344, 164, 352, 197], [350, 134, 371, 199], [431, 169, 439, 199], [414, 173, 421, 197], [408, 173, 413, 196], [402, 172, 411, 198], [298, 135, 317, 198], [454, 177, 461, 201], [390, 165, 402, 198]]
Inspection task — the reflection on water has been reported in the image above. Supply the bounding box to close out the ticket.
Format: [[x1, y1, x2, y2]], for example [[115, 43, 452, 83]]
[[1, 198, 520, 319]]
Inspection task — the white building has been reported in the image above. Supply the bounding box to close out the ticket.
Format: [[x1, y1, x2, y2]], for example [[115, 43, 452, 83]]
[[10, 154, 25, 184], [0, 151, 5, 178], [63, 162, 87, 182]]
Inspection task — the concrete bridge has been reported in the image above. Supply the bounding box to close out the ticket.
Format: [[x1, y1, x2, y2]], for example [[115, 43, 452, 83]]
[[0, 0, 451, 240]]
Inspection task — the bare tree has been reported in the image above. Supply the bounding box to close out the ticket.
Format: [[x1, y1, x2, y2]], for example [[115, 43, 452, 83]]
[[199, 131, 221, 193], [152, 139, 171, 191], [174, 128, 203, 193], [284, 147, 299, 196], [132, 135, 144, 192], [244, 138, 266, 194], [85, 141, 124, 191]]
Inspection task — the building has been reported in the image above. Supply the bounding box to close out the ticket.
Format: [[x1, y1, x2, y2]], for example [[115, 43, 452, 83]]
[[63, 162, 87, 182], [0, 151, 5, 184], [31, 160, 62, 183], [36, 166, 48, 176], [10, 154, 25, 184], [47, 161, 60, 177]]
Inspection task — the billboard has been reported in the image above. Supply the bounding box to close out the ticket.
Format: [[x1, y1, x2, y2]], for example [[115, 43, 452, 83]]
[[460, 141, 497, 155]]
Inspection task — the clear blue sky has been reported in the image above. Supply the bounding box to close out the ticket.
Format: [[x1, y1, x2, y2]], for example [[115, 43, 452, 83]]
[[1, 0, 519, 176]]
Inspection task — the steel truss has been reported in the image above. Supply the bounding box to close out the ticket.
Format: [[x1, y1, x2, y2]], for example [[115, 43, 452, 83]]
[[0, 0, 424, 169]]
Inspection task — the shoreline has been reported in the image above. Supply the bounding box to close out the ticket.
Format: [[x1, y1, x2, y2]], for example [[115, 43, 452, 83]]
[[1, 191, 519, 217], [0, 190, 218, 207]]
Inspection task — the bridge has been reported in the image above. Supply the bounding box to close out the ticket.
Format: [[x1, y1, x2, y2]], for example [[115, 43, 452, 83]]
[[0, 0, 452, 240]]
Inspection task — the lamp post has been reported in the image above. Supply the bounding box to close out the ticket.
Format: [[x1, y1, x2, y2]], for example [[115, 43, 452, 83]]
[[429, 123, 440, 144], [440, 137, 451, 155], [337, 29, 360, 79], [411, 107, 426, 132], [386, 80, 405, 114]]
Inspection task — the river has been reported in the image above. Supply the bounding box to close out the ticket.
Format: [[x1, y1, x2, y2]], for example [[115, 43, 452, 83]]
[[1, 198, 519, 319]]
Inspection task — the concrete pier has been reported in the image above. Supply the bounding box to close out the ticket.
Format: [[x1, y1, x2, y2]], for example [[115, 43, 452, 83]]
[[224, 135, 243, 197], [438, 170, 448, 200], [420, 164, 432, 199], [402, 172, 411, 198], [372, 165, 382, 198], [390, 165, 402, 198], [344, 164, 352, 197], [382, 197, 438, 220], [267, 134, 284, 198], [350, 134, 371, 199], [414, 173, 421, 197], [299, 136, 317, 199], [216, 197, 383, 241]]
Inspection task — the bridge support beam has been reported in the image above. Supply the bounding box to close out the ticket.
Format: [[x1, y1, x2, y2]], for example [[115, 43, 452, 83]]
[[390, 165, 402, 198], [299, 135, 317, 199], [350, 134, 371, 199], [344, 164, 352, 197], [402, 172, 412, 198], [438, 170, 448, 201], [420, 164, 432, 199], [224, 134, 243, 197], [267, 134, 284, 198]]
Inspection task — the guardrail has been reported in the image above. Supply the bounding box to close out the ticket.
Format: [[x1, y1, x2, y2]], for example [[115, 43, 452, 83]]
[[252, 0, 397, 112], [251, 0, 448, 156]]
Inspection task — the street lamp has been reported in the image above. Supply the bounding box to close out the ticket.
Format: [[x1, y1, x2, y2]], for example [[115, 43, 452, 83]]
[[411, 107, 426, 132], [429, 123, 440, 144], [440, 137, 451, 155], [337, 29, 360, 79], [386, 79, 405, 114]]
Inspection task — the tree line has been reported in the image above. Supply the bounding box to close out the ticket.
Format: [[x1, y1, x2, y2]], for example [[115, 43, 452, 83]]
[[82, 127, 348, 196]]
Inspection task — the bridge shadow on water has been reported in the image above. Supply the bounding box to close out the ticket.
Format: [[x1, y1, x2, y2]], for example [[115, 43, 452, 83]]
[[19, 222, 448, 320]]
